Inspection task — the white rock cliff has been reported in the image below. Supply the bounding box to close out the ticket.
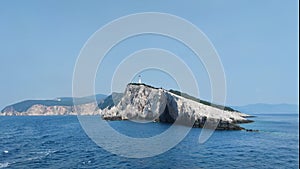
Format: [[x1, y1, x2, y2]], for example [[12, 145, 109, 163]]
[[101, 83, 252, 130]]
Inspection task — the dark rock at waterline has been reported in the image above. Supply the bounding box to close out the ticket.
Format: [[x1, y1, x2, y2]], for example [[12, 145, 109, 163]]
[[245, 129, 259, 132]]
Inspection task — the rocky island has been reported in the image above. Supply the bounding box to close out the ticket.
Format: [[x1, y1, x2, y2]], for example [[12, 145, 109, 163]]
[[1, 83, 254, 130], [99, 83, 253, 130]]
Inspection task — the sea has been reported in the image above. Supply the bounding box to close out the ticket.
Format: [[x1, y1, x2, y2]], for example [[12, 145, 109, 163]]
[[0, 113, 299, 169]]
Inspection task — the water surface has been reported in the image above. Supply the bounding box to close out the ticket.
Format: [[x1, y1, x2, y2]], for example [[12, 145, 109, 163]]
[[0, 113, 298, 168]]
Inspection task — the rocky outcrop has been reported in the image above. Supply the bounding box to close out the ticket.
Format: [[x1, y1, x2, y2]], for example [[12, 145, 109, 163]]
[[100, 83, 253, 130], [0, 94, 106, 115], [1, 103, 101, 116], [1, 83, 255, 130]]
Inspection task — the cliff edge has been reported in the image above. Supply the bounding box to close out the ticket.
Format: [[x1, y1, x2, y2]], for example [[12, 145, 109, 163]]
[[100, 83, 253, 130]]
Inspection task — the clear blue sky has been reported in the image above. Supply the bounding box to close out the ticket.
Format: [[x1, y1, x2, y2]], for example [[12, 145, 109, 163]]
[[0, 0, 298, 109]]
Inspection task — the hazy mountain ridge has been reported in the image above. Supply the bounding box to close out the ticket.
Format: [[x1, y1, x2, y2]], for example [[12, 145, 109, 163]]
[[233, 103, 299, 114], [1, 94, 106, 115]]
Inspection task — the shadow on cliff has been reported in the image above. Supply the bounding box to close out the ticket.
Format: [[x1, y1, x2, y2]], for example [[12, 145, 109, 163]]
[[159, 97, 178, 123]]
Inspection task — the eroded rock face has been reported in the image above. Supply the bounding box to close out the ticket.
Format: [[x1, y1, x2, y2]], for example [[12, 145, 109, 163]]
[[1, 103, 100, 116], [101, 84, 252, 130], [158, 92, 179, 123], [101, 84, 167, 121]]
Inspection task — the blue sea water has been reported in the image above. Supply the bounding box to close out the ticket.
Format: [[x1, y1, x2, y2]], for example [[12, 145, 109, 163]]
[[0, 113, 299, 169]]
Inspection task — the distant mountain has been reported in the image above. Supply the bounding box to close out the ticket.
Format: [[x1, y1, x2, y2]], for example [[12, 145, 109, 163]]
[[1, 94, 107, 113], [232, 103, 299, 114], [98, 92, 123, 110]]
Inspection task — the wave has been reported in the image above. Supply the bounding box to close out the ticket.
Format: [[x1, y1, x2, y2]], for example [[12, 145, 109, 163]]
[[23, 150, 56, 162], [1, 150, 57, 168], [0, 162, 9, 168]]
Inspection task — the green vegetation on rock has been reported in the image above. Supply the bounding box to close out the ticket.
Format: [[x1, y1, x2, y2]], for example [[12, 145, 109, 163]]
[[168, 89, 238, 112]]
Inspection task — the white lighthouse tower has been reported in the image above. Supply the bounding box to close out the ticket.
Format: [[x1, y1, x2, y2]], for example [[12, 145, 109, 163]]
[[138, 75, 142, 84]]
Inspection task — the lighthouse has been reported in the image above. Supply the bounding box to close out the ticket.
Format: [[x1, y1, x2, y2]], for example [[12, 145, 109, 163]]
[[138, 75, 142, 84]]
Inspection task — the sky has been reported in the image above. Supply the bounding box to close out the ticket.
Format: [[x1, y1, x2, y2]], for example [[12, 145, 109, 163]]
[[0, 0, 298, 109]]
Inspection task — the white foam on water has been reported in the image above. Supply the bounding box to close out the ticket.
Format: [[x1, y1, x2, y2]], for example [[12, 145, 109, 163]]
[[0, 149, 57, 169], [0, 162, 9, 168], [13, 149, 57, 164]]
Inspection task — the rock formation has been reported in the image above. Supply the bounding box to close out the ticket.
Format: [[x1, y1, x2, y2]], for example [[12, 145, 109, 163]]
[[1, 83, 254, 130], [100, 83, 253, 130], [1, 103, 100, 116]]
